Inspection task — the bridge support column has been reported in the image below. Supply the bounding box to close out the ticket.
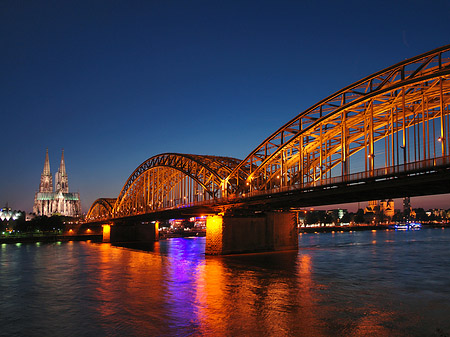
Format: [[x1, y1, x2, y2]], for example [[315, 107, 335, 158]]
[[102, 224, 111, 243], [205, 211, 298, 255], [110, 221, 159, 244]]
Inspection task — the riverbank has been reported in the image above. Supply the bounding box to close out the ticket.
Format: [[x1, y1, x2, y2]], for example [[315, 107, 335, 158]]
[[299, 222, 449, 233], [0, 234, 103, 244]]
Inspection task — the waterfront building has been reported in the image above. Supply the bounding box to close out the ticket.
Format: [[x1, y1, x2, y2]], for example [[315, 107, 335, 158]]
[[0, 205, 22, 222], [33, 149, 81, 217], [365, 199, 394, 219]]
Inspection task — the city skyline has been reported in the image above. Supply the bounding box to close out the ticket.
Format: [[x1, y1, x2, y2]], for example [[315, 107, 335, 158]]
[[2, 1, 450, 212]]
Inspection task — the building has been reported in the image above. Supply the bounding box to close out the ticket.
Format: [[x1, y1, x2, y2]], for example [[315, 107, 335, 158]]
[[33, 149, 81, 217], [365, 199, 395, 218], [0, 205, 22, 222]]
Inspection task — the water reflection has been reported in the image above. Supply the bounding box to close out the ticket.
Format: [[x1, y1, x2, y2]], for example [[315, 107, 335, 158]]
[[1, 229, 450, 336]]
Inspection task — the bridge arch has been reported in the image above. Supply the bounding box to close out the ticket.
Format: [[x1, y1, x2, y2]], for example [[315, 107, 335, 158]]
[[86, 198, 117, 221], [113, 153, 243, 217], [227, 44, 450, 194]]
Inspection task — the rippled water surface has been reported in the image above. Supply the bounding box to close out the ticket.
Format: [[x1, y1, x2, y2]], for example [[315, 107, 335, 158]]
[[1, 228, 450, 336]]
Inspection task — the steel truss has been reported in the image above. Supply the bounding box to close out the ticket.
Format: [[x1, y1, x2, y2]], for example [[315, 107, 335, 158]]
[[113, 153, 243, 217], [226, 45, 450, 194], [86, 198, 117, 221], [86, 45, 450, 221]]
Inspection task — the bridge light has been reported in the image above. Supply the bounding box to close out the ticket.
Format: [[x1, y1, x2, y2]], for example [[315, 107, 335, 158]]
[[438, 136, 444, 142], [277, 175, 280, 179], [368, 153, 375, 159]]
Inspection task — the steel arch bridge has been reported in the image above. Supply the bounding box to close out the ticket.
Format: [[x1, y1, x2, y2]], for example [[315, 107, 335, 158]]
[[86, 198, 117, 221], [111, 153, 244, 218], [87, 45, 450, 221], [225, 44, 450, 195]]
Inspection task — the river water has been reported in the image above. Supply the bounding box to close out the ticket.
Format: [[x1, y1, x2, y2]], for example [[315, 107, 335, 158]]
[[1, 228, 450, 336]]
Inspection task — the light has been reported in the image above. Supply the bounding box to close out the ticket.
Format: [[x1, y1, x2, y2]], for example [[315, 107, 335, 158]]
[[206, 215, 223, 253], [438, 136, 444, 142], [102, 224, 111, 242], [368, 153, 375, 158]]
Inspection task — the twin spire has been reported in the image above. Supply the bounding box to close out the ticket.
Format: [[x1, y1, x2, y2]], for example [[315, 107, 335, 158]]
[[40, 149, 68, 193]]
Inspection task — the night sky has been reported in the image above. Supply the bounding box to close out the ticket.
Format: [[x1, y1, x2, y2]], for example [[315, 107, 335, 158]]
[[2, 0, 450, 213]]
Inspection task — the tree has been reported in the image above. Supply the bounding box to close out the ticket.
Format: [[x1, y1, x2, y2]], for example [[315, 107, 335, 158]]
[[354, 209, 365, 224], [305, 211, 319, 225]]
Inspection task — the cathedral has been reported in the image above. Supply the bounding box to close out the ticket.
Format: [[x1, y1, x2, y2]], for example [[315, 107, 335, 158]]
[[33, 149, 81, 217]]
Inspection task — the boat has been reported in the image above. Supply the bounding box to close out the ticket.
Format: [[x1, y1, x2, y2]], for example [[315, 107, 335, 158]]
[[393, 222, 422, 230]]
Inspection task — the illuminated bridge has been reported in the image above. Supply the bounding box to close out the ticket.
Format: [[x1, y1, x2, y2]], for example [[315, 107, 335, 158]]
[[87, 45, 450, 254]]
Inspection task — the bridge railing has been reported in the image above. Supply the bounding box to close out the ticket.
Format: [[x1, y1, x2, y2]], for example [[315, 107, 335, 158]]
[[242, 155, 450, 199]]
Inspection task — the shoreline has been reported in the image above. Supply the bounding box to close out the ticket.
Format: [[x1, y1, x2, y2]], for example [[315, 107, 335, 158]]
[[0, 234, 103, 244], [299, 222, 449, 233], [1, 224, 448, 244]]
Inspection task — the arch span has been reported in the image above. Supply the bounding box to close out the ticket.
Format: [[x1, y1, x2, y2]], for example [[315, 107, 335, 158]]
[[113, 153, 243, 217], [226, 44, 450, 194], [86, 198, 117, 221]]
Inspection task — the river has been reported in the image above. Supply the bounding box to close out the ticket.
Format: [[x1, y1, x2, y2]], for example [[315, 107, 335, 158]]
[[1, 228, 449, 336]]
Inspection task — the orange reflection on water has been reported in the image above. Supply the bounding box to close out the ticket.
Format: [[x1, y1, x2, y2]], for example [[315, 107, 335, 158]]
[[94, 243, 166, 335], [347, 309, 395, 337], [195, 258, 228, 336], [295, 254, 328, 335], [194, 252, 330, 336]]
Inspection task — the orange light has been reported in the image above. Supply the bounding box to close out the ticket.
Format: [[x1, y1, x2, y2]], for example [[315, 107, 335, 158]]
[[102, 224, 111, 242], [206, 215, 223, 254]]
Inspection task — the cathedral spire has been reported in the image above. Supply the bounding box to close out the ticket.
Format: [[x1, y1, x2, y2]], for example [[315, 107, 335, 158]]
[[59, 149, 66, 177], [55, 149, 69, 193], [39, 149, 53, 193], [43, 148, 51, 176]]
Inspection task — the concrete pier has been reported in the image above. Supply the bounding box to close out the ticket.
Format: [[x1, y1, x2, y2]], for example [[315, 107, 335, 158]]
[[108, 221, 159, 244], [206, 211, 298, 255]]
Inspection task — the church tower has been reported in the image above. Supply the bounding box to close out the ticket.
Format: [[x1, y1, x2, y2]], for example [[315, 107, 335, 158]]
[[33, 149, 81, 217], [55, 149, 69, 193], [39, 149, 53, 193]]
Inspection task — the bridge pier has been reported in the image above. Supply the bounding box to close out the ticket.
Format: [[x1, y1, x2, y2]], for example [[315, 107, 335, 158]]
[[205, 211, 298, 255], [108, 221, 159, 244], [102, 224, 112, 242]]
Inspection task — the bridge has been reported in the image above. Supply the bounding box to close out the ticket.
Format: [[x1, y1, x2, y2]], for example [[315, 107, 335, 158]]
[[86, 45, 450, 254]]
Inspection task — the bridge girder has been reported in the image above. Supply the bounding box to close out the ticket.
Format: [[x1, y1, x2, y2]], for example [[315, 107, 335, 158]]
[[226, 45, 450, 194]]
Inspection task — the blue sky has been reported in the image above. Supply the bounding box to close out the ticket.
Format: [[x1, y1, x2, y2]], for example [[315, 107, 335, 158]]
[[1, 0, 450, 212]]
